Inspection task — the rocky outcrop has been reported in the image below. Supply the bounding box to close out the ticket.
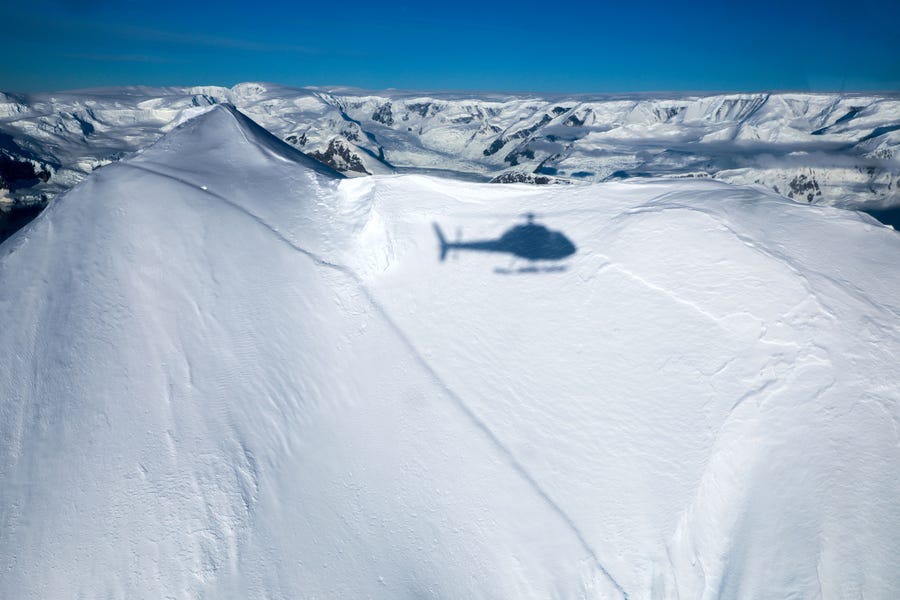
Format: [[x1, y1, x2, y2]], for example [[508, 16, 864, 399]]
[[483, 114, 553, 157], [371, 102, 394, 126], [489, 171, 563, 185], [308, 138, 370, 175], [0, 155, 50, 191], [284, 132, 308, 147], [787, 173, 823, 203]]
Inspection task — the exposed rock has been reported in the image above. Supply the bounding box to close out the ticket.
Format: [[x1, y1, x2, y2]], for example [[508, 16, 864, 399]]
[[0, 201, 46, 244], [510, 114, 553, 142], [284, 132, 308, 147], [339, 123, 362, 142], [191, 94, 218, 107], [504, 147, 535, 166], [72, 112, 95, 137], [609, 170, 652, 180], [308, 138, 370, 175], [788, 173, 823, 203], [811, 107, 862, 135], [406, 102, 439, 118], [371, 102, 394, 126], [483, 138, 507, 157], [654, 106, 685, 121], [712, 95, 768, 122], [489, 171, 563, 185], [859, 124, 900, 143], [0, 153, 51, 191], [484, 114, 553, 157]]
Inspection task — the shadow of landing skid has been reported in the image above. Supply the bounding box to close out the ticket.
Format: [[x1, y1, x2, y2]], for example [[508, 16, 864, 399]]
[[494, 264, 569, 275], [433, 214, 577, 271]]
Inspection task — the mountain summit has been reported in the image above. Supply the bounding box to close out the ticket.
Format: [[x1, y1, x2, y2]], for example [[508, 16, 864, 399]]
[[1, 107, 899, 598], [135, 103, 344, 179]]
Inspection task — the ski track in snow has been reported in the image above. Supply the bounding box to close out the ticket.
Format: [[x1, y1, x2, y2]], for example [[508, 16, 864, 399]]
[[116, 160, 630, 598], [600, 199, 841, 322], [594, 259, 730, 331]]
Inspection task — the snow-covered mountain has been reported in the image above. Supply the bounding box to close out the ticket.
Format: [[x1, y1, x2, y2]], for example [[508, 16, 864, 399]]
[[1, 104, 898, 599], [1, 83, 898, 213]]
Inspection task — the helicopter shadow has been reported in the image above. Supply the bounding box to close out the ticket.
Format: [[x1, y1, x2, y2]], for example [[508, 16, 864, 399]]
[[434, 213, 577, 274]]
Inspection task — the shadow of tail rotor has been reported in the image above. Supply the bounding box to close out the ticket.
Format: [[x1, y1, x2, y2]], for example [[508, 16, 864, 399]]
[[433, 223, 449, 261]]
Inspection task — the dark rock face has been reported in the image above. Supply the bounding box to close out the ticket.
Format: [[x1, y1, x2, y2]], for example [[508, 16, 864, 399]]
[[654, 106, 684, 121], [372, 102, 394, 126], [788, 173, 823, 203], [0, 203, 46, 244], [308, 138, 370, 175], [812, 107, 863, 135], [484, 138, 507, 157], [406, 102, 439, 118], [484, 114, 553, 157], [511, 114, 553, 142], [490, 171, 557, 185], [713, 96, 768, 121], [859, 124, 900, 143], [284, 132, 308, 146], [0, 132, 53, 192], [341, 128, 360, 142], [72, 113, 95, 136], [0, 155, 51, 191], [609, 170, 652, 180], [406, 102, 430, 117], [191, 94, 218, 107], [504, 148, 535, 166]]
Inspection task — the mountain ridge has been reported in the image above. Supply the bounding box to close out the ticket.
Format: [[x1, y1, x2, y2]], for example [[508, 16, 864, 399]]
[[1, 83, 897, 212]]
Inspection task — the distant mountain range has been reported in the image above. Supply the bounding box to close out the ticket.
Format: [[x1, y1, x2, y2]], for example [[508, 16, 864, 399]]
[[1, 83, 898, 211]]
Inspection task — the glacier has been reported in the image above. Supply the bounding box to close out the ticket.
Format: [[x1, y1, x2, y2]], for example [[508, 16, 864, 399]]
[[1, 104, 899, 599]]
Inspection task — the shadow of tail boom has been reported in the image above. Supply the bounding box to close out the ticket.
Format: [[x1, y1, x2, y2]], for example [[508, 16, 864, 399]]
[[433, 223, 504, 261]]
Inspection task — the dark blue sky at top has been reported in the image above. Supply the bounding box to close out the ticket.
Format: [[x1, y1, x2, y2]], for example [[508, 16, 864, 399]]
[[2, 0, 899, 93]]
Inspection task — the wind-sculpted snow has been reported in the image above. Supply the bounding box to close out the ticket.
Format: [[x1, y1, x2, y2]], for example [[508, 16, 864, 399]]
[[1, 83, 898, 213], [1, 105, 899, 599]]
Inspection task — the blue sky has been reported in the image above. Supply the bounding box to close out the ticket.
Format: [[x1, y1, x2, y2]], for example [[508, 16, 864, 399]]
[[2, 0, 899, 92]]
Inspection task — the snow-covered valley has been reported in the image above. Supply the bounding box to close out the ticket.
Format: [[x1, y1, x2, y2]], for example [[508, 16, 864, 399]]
[[2, 83, 899, 219], [1, 103, 898, 598]]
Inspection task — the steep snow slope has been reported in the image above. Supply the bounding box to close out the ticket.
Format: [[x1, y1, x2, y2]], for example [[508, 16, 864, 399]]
[[1, 84, 898, 211], [1, 105, 899, 599]]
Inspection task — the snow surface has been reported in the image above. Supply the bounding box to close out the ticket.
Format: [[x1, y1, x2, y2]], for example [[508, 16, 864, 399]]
[[1, 105, 899, 599]]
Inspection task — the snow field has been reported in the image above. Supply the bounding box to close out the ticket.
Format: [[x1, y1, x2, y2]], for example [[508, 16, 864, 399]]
[[1, 105, 898, 599]]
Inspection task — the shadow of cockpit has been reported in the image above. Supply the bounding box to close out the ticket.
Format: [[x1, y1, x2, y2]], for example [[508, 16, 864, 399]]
[[434, 214, 577, 271]]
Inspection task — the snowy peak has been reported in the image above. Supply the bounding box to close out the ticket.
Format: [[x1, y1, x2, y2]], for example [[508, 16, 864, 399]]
[[136, 103, 344, 179]]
